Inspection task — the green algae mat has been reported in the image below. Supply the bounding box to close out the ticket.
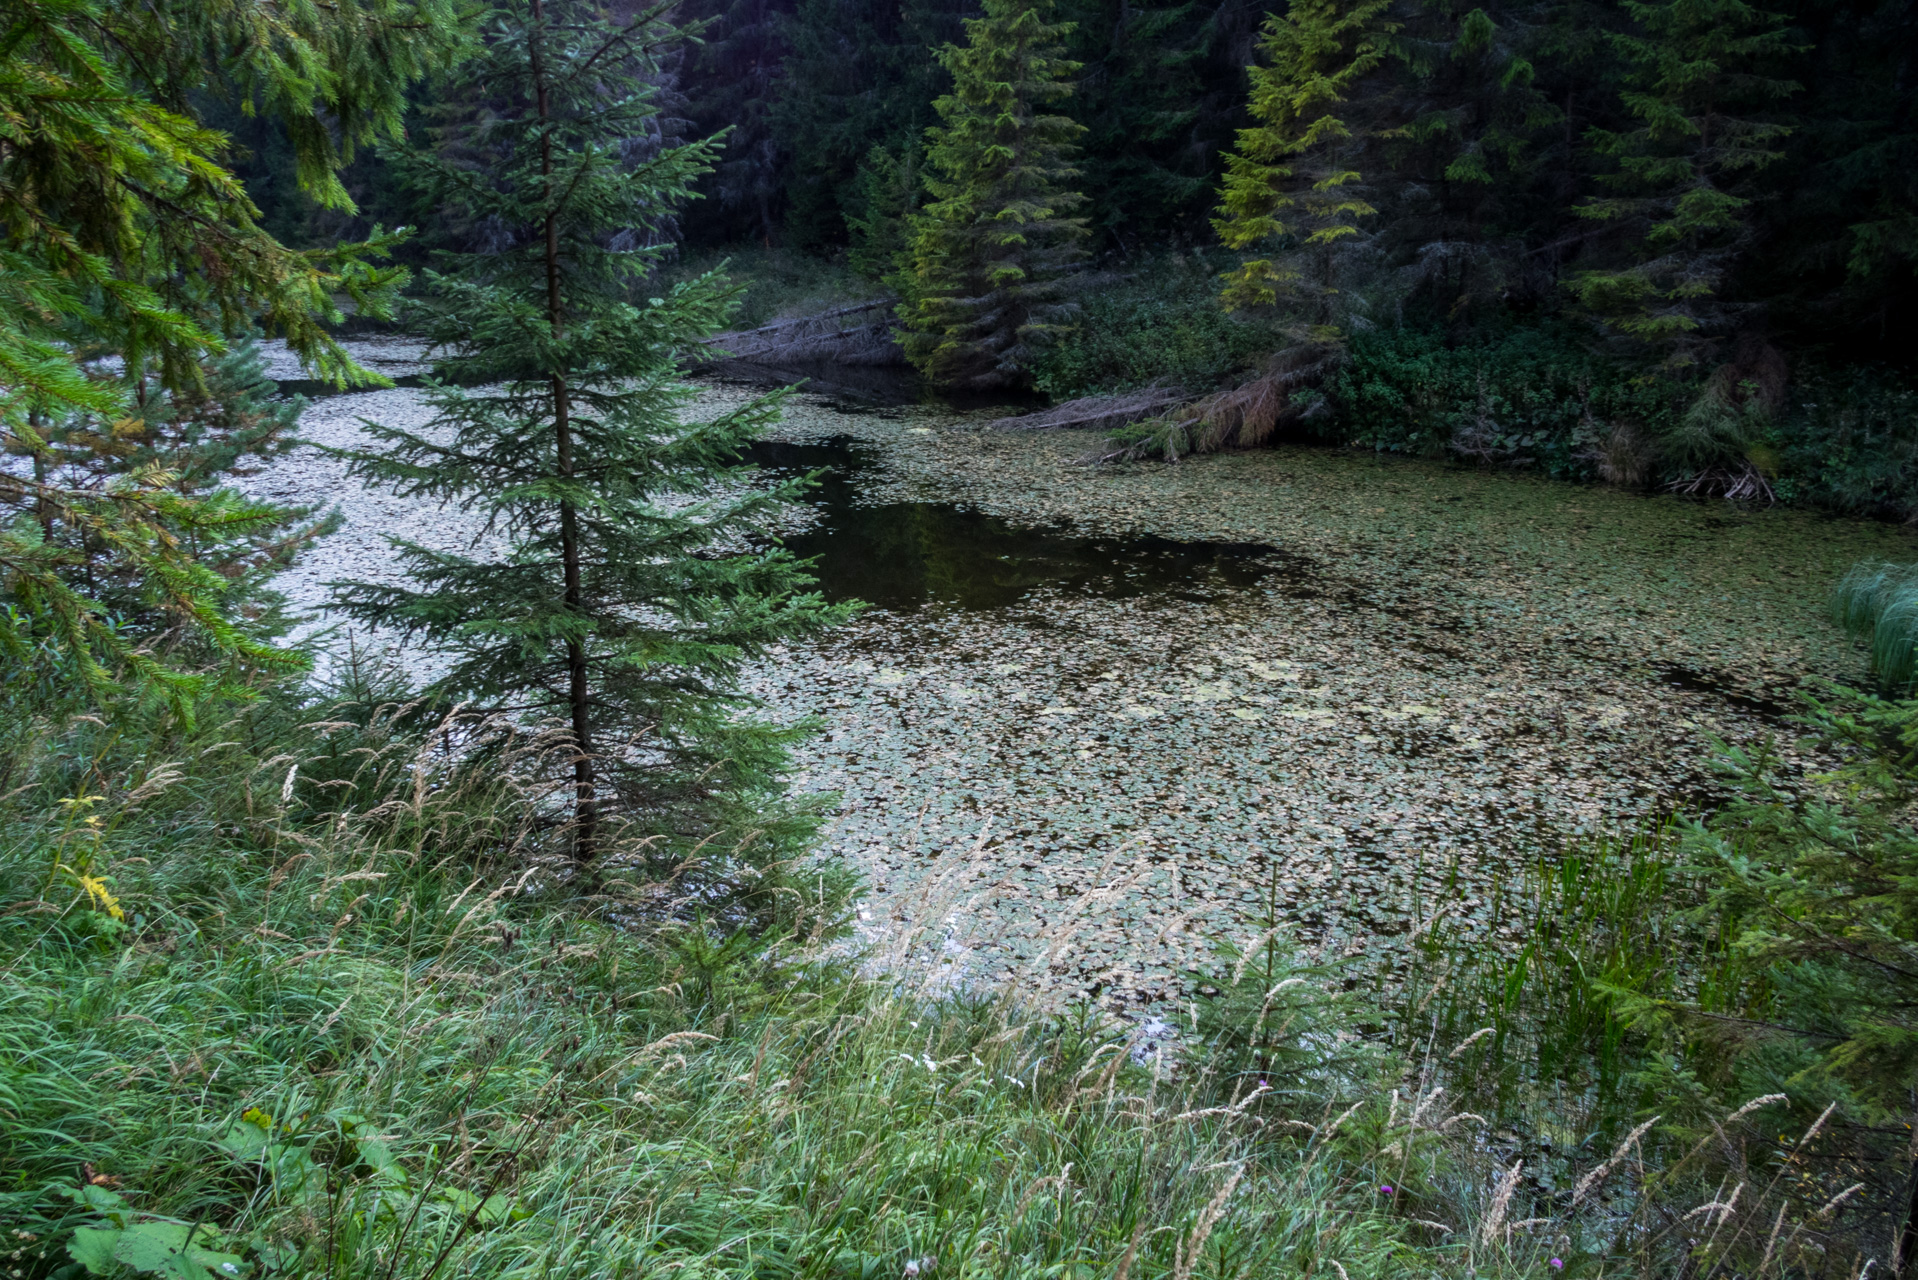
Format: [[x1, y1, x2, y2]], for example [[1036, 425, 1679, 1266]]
[[723, 384, 1915, 1011]]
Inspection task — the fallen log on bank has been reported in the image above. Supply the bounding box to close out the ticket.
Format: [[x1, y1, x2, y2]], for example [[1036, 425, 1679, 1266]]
[[699, 300, 906, 367], [1080, 343, 1347, 463], [981, 385, 1193, 433]]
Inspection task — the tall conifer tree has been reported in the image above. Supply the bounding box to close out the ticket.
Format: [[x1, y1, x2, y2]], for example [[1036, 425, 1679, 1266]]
[[1566, 0, 1798, 368], [335, 0, 847, 877], [897, 0, 1089, 390], [1213, 0, 1397, 319], [1061, 0, 1211, 248], [1378, 4, 1560, 279], [769, 0, 968, 251], [2, 0, 465, 712]]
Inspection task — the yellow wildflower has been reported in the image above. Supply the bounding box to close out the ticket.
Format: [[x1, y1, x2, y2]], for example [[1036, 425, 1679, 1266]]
[[56, 863, 124, 920]]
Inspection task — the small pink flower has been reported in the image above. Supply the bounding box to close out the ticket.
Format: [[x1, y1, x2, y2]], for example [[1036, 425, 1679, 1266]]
[[1550, 1259, 1564, 1270], [1379, 1185, 1393, 1195]]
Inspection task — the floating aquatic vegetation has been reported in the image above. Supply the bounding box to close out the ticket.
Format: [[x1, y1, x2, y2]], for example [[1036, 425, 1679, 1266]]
[[734, 382, 1917, 1011], [249, 346, 1918, 1015]]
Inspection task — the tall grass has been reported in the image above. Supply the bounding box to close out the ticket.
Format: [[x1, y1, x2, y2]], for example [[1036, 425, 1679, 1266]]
[[0, 845, 1506, 1279], [5, 680, 1905, 1279], [1397, 827, 1739, 1129], [1395, 827, 1912, 1277], [1830, 560, 1918, 690], [0, 690, 1532, 1280]]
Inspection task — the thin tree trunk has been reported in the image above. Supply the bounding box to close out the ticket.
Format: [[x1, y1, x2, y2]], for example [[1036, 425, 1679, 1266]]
[[1896, 1111, 1918, 1278], [29, 409, 52, 540], [531, 0, 598, 864]]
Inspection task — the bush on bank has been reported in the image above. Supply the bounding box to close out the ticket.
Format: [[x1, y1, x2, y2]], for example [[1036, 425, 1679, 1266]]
[[1019, 257, 1918, 521]]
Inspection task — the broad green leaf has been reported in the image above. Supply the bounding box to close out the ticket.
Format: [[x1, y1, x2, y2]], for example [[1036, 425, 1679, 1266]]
[[66, 1225, 120, 1274]]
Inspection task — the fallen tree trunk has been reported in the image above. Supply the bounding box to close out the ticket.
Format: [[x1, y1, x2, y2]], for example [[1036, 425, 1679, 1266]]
[[699, 300, 907, 367], [982, 385, 1193, 433]]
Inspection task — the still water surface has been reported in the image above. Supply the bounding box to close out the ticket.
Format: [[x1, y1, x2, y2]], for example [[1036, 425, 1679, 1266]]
[[748, 437, 1279, 611]]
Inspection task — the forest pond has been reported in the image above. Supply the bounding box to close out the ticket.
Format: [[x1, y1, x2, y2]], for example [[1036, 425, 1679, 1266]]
[[262, 344, 1918, 1012]]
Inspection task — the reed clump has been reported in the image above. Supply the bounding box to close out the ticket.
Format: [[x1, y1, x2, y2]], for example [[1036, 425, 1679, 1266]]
[[1831, 560, 1918, 690]]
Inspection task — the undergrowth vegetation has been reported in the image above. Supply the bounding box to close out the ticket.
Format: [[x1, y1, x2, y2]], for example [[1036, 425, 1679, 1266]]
[[1029, 257, 1281, 400], [1, 679, 1541, 1280], [1322, 326, 1677, 481], [1394, 686, 1918, 1276], [663, 247, 881, 331], [6, 664, 1917, 1278], [1319, 332, 1918, 515], [1022, 258, 1918, 523]]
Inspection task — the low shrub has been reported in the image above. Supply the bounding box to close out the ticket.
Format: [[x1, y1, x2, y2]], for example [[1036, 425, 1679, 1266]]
[[1770, 365, 1918, 520], [1030, 256, 1283, 399], [1324, 325, 1679, 480]]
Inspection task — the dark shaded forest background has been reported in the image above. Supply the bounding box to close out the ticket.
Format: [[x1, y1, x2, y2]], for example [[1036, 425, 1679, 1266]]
[[10, 3, 1918, 1275], [217, 0, 1918, 513]]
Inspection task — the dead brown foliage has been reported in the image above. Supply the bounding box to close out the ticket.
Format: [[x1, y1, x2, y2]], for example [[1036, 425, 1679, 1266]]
[[1083, 343, 1346, 463]]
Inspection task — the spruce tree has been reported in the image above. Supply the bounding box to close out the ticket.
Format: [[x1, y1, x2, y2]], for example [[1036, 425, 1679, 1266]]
[[769, 0, 965, 252], [2, 0, 462, 713], [1060, 0, 1211, 248], [897, 0, 1089, 391], [1377, 1, 1561, 298], [334, 0, 848, 879], [1566, 0, 1799, 369], [673, 0, 793, 245], [846, 144, 926, 281], [1213, 0, 1397, 319]]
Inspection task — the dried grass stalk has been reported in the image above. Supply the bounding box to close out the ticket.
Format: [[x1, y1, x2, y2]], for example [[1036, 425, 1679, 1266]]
[[1480, 1161, 1523, 1246], [1595, 423, 1655, 486], [1574, 1114, 1662, 1205], [1173, 1164, 1246, 1280]]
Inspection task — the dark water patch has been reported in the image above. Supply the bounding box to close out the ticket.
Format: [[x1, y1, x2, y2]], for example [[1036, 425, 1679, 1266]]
[[748, 436, 1286, 610], [274, 374, 428, 399], [704, 360, 930, 408], [1654, 662, 1793, 720]]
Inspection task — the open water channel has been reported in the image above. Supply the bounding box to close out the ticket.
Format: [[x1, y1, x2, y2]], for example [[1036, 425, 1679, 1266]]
[[254, 339, 1918, 1015]]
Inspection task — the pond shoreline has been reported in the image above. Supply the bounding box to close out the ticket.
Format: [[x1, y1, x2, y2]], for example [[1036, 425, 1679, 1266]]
[[250, 339, 1914, 1014]]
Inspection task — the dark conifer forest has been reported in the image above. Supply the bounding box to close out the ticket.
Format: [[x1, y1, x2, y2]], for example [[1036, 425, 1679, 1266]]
[[250, 0, 1918, 362], [218, 0, 1918, 507]]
